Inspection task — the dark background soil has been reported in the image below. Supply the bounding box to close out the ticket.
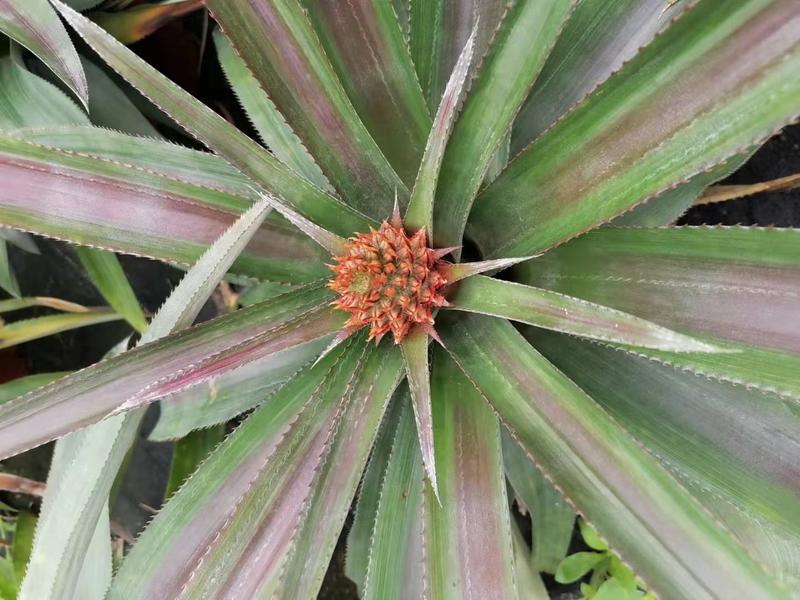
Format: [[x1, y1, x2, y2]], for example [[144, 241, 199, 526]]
[[1, 9, 798, 599]]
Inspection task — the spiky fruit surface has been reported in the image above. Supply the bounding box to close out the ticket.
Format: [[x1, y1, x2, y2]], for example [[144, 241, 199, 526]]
[[329, 221, 448, 343]]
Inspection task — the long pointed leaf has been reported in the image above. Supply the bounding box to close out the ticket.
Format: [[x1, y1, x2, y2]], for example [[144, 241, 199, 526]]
[[206, 0, 405, 216], [52, 1, 373, 237], [0, 282, 342, 460], [432, 0, 574, 249], [400, 328, 438, 499], [533, 330, 800, 586], [363, 393, 425, 600], [212, 29, 332, 193], [0, 0, 88, 106], [472, 0, 800, 258], [424, 348, 517, 598], [440, 311, 786, 599], [20, 193, 272, 600], [0, 310, 122, 349], [276, 346, 404, 598], [0, 131, 328, 283], [447, 275, 717, 352], [303, 0, 431, 185], [109, 337, 365, 599], [404, 23, 476, 235]]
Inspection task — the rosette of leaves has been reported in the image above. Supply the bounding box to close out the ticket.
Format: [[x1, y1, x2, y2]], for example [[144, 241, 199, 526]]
[[0, 0, 798, 599]]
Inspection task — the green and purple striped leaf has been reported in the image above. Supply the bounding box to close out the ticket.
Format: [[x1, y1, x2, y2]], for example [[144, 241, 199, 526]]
[[53, 1, 373, 236], [432, 0, 574, 249], [511, 0, 686, 152], [532, 330, 800, 586], [404, 22, 476, 235], [0, 282, 343, 460], [440, 311, 786, 599], [212, 29, 332, 192], [0, 0, 88, 106], [0, 131, 328, 283], [303, 0, 431, 185], [109, 338, 366, 599], [423, 348, 517, 598], [206, 0, 405, 216], [277, 346, 404, 598], [446, 275, 717, 352], [362, 393, 426, 600], [471, 0, 800, 258], [90, 0, 204, 44]]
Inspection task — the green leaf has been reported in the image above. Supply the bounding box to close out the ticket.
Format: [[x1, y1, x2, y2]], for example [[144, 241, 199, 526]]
[[165, 425, 225, 499], [206, 1, 405, 217], [432, 0, 574, 249], [446, 275, 718, 352], [275, 345, 404, 598], [440, 311, 787, 599], [75, 247, 147, 333], [472, 0, 800, 258], [532, 330, 800, 587], [409, 1, 507, 113], [0, 372, 68, 405], [0, 310, 123, 349], [0, 45, 87, 130], [515, 226, 800, 397], [400, 328, 438, 498], [423, 348, 517, 597], [0, 239, 19, 298], [502, 430, 575, 574], [0, 129, 329, 283], [0, 297, 88, 314], [555, 552, 605, 584], [594, 578, 633, 600], [148, 336, 329, 441], [580, 519, 608, 552], [510, 520, 549, 600], [53, 1, 374, 237], [0, 0, 88, 106], [344, 388, 405, 594], [303, 0, 431, 185], [512, 0, 685, 153], [363, 393, 425, 600], [109, 337, 366, 598], [21, 194, 273, 600], [404, 22, 476, 235], [212, 29, 332, 192]]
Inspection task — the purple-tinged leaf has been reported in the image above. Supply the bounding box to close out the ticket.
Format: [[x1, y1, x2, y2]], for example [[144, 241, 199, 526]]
[[404, 23, 476, 236], [515, 227, 800, 355], [440, 311, 786, 599], [400, 328, 439, 501], [109, 338, 367, 599], [512, 0, 686, 152], [409, 1, 507, 113], [532, 329, 800, 585], [277, 347, 404, 598], [0, 283, 342, 460], [362, 392, 426, 600], [472, 0, 800, 258], [212, 29, 333, 193], [432, 0, 575, 249], [0, 0, 88, 106], [447, 276, 718, 352], [423, 348, 517, 598], [206, 0, 405, 217], [0, 131, 328, 283], [303, 0, 431, 185], [52, 1, 373, 237]]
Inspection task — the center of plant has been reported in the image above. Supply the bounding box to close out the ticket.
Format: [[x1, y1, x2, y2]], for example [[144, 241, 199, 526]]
[[329, 221, 448, 344]]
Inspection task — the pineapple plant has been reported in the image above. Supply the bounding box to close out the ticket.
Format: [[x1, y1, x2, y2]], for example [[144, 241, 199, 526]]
[[0, 0, 798, 598]]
